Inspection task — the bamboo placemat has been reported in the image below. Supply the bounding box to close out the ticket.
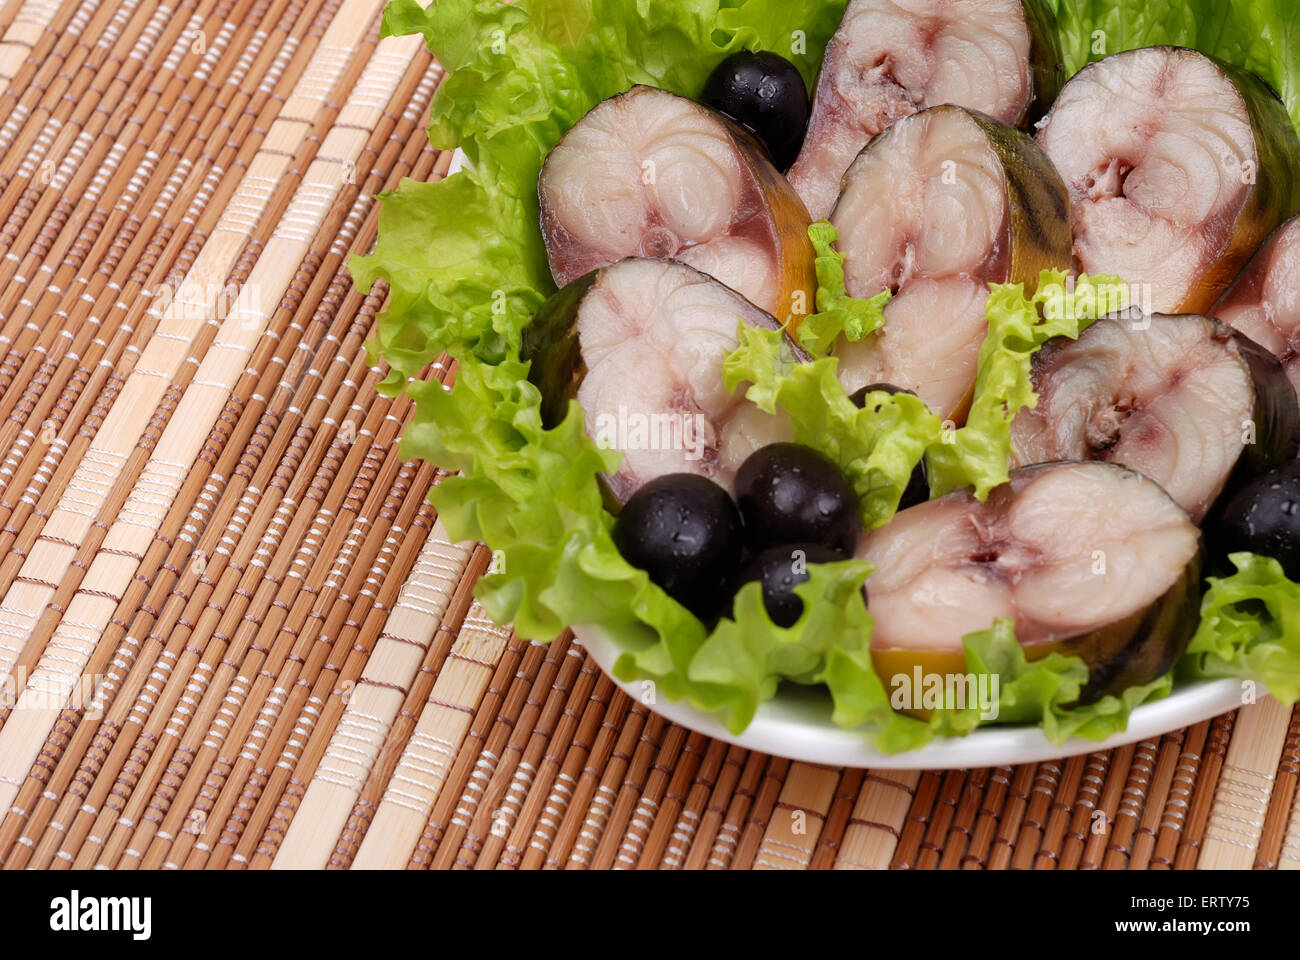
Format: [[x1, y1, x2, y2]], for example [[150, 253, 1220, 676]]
[[0, 0, 1294, 872]]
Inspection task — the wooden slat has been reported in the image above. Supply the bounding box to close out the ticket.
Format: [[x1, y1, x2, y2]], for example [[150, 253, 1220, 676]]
[[271, 520, 474, 868], [836, 770, 917, 869], [1199, 698, 1289, 869], [349, 602, 513, 869], [752, 763, 840, 870]]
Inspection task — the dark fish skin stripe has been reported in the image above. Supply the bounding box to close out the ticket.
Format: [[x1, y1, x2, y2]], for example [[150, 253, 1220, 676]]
[[521, 269, 598, 430], [966, 106, 1073, 293], [1019, 0, 1066, 126], [1068, 550, 1201, 705]]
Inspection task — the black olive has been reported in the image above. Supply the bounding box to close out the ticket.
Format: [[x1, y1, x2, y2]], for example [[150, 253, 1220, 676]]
[[734, 442, 860, 555], [730, 543, 842, 627], [1212, 458, 1300, 579], [612, 473, 744, 617], [850, 382, 930, 510], [701, 51, 809, 170]]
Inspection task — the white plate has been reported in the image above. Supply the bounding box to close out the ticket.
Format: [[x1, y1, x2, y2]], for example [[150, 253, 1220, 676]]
[[574, 623, 1243, 769], [466, 140, 1244, 768]]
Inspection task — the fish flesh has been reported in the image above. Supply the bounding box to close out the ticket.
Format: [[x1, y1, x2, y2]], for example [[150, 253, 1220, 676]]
[[788, 0, 1062, 219], [1009, 310, 1300, 521], [522, 258, 799, 503], [1213, 214, 1300, 398], [539, 85, 815, 323], [859, 460, 1201, 704], [1036, 46, 1300, 314], [829, 104, 1071, 419]]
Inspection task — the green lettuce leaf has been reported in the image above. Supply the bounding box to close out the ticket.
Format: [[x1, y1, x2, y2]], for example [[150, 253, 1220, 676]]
[[791, 246, 1128, 503], [723, 323, 940, 528], [927, 621, 1175, 745], [926, 271, 1129, 499], [1181, 553, 1300, 703], [796, 221, 892, 358], [678, 557, 929, 751], [713, 0, 847, 88]]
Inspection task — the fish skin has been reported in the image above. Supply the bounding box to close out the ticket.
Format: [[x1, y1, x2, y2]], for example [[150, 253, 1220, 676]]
[[1020, 0, 1065, 122], [1203, 56, 1300, 313], [966, 108, 1072, 293]]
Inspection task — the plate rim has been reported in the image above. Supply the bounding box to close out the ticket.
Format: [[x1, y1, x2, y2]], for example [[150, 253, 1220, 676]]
[[572, 622, 1244, 769]]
